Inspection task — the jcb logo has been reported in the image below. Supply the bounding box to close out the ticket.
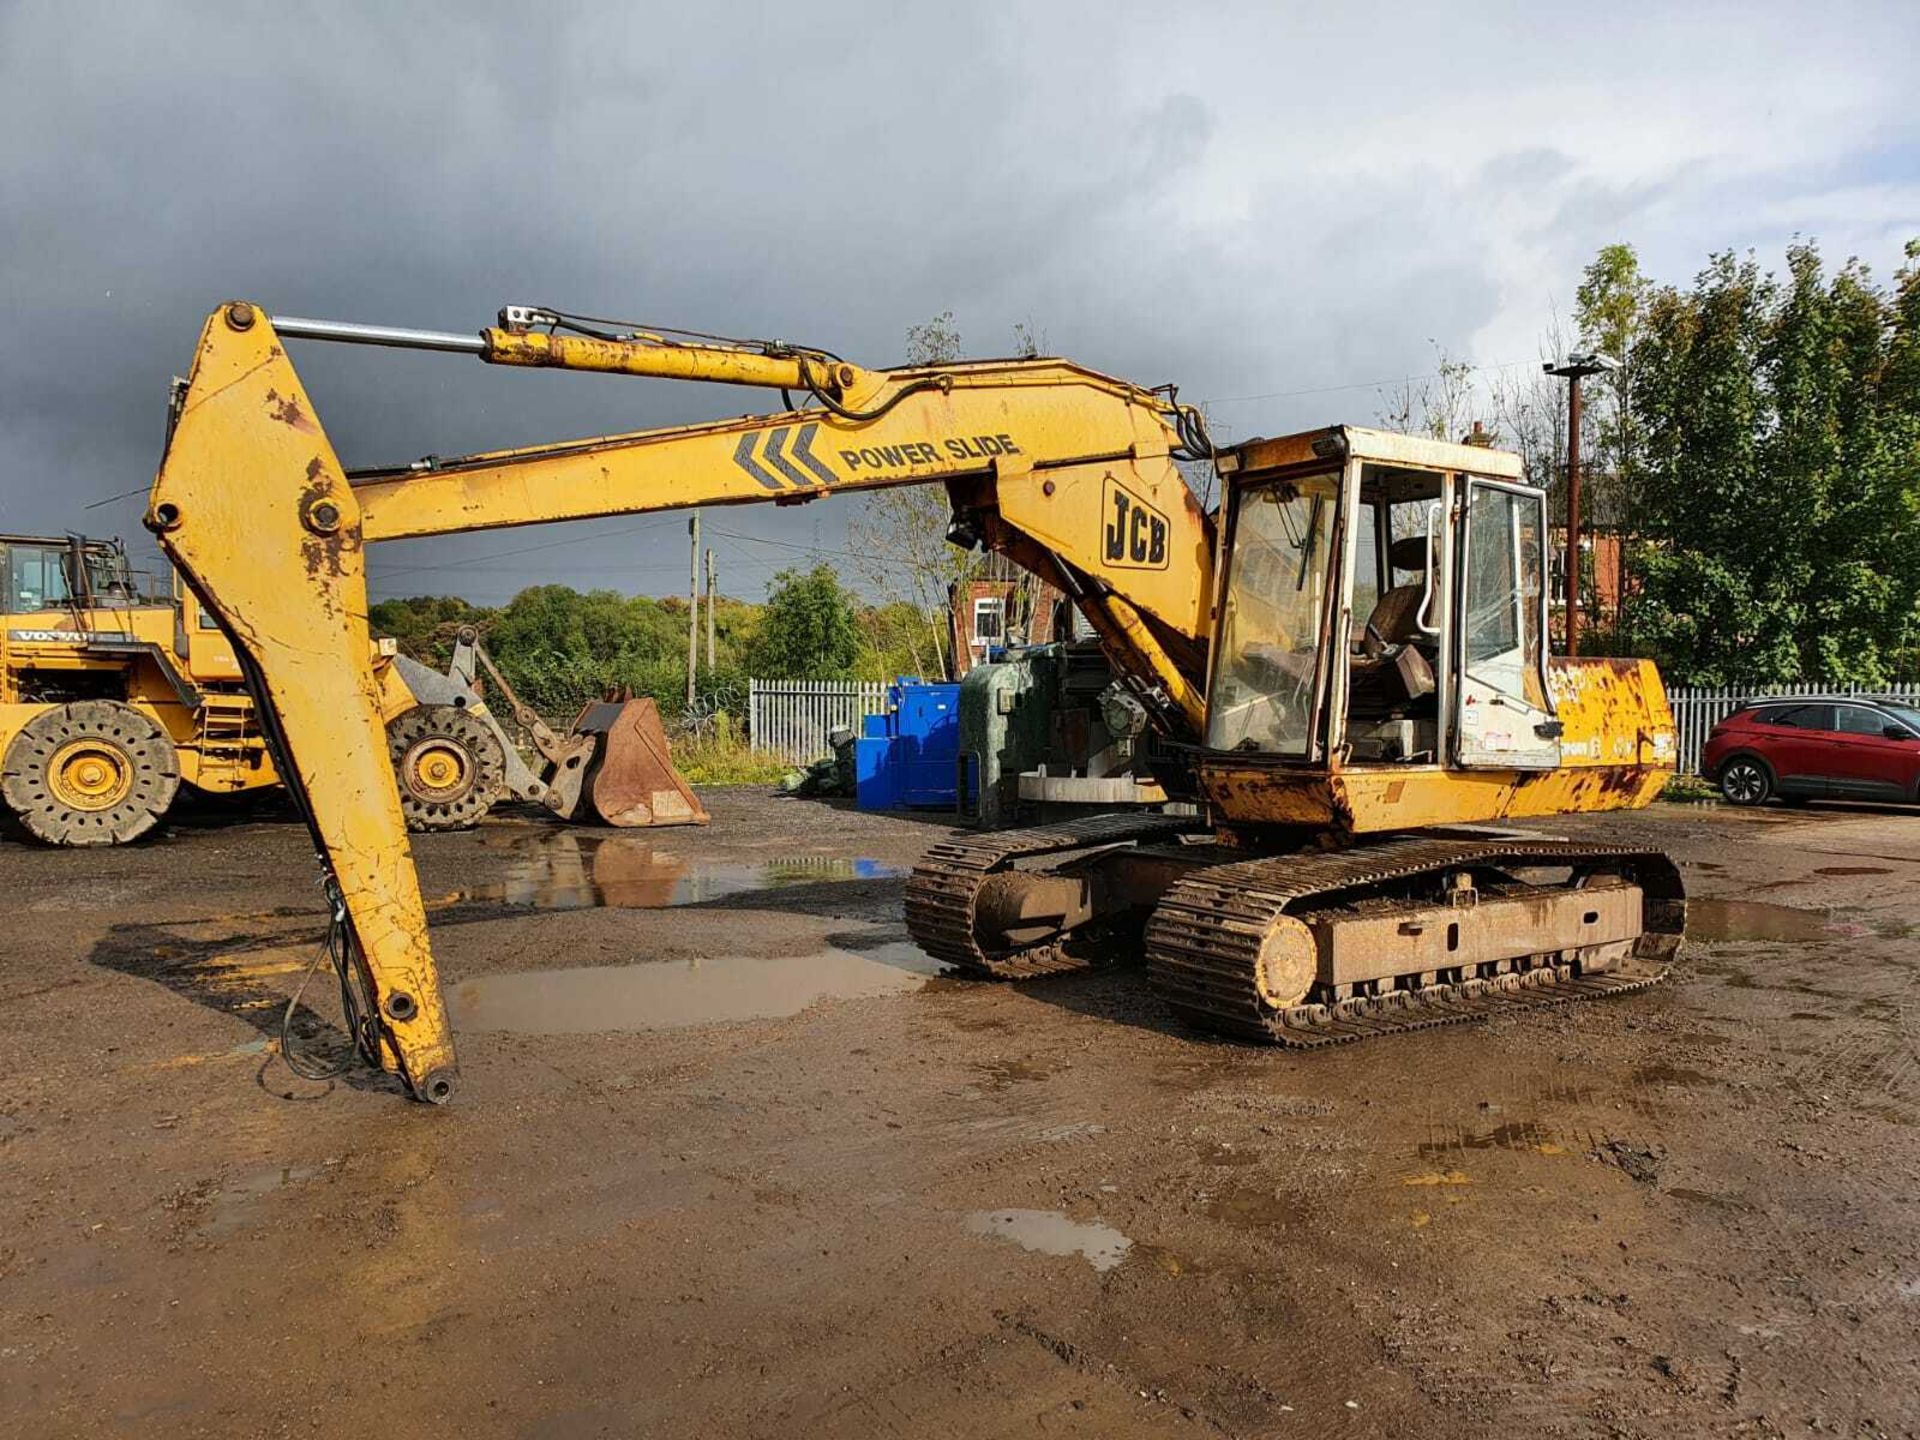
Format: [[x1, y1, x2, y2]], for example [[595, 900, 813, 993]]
[[1102, 475, 1169, 570]]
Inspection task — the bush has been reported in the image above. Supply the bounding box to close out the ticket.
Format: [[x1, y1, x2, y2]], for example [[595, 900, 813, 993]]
[[670, 711, 788, 787]]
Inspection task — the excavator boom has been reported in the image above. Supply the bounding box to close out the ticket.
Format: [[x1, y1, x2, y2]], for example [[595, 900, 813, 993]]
[[147, 301, 1216, 1102]]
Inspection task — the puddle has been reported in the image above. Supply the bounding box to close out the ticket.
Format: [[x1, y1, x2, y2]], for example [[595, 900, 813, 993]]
[[1417, 1121, 1569, 1156], [1198, 1141, 1261, 1167], [449, 941, 941, 1033], [205, 1163, 327, 1238], [1402, 1170, 1474, 1187], [1207, 1186, 1313, 1226], [1688, 898, 1868, 944], [1666, 1187, 1757, 1213], [451, 832, 904, 911], [1632, 1063, 1719, 1088], [965, 1209, 1132, 1272], [973, 1058, 1055, 1089]]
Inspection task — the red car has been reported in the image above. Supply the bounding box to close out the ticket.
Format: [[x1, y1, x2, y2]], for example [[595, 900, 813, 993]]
[[1704, 697, 1920, 806]]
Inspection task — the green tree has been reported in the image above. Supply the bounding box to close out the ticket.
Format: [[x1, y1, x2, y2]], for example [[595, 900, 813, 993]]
[[844, 310, 978, 677], [367, 594, 492, 667], [481, 584, 688, 715], [1574, 243, 1651, 533], [854, 600, 945, 681], [1618, 239, 1920, 684], [1377, 341, 1477, 442], [747, 565, 860, 679]]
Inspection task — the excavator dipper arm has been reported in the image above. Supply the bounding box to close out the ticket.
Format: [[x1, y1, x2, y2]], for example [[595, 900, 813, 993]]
[[146, 302, 1214, 1102]]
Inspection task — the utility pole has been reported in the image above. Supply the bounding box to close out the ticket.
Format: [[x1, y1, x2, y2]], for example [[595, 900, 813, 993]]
[[686, 511, 700, 708], [1544, 352, 1617, 655], [704, 548, 716, 672]]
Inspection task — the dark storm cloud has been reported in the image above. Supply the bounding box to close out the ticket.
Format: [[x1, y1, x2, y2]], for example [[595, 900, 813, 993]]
[[3, 3, 1914, 603]]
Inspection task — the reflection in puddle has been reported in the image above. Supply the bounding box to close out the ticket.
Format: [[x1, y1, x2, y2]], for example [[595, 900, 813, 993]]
[[965, 1209, 1132, 1272], [1417, 1120, 1568, 1156], [452, 831, 904, 911], [450, 941, 942, 1033], [1689, 898, 1869, 944]]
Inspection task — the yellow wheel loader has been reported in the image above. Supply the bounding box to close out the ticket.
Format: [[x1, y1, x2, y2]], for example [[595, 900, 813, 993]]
[[397, 626, 706, 830], [144, 301, 1683, 1103], [0, 537, 698, 843]]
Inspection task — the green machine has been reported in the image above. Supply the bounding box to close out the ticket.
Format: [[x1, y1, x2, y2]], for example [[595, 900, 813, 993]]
[[958, 640, 1179, 828]]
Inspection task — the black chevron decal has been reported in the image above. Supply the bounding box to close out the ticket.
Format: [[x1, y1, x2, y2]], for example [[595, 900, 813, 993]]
[[732, 432, 783, 490], [733, 424, 841, 490], [763, 426, 814, 489], [790, 422, 839, 486]]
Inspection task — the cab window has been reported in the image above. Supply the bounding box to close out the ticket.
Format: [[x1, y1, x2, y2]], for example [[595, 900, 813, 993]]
[[9, 546, 72, 610], [1349, 500, 1381, 629], [82, 550, 138, 601], [1206, 472, 1340, 756]]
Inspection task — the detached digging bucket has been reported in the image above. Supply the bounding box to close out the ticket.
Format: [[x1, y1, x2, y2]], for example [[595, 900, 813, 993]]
[[563, 697, 710, 828]]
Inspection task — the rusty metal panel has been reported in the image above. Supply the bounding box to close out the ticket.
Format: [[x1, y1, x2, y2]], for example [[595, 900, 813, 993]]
[[1194, 761, 1337, 825], [1230, 425, 1524, 482], [1549, 656, 1678, 771], [1314, 881, 1643, 985]]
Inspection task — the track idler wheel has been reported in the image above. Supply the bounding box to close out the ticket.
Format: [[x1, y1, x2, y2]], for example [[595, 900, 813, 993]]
[[387, 703, 506, 831], [1, 700, 181, 846]]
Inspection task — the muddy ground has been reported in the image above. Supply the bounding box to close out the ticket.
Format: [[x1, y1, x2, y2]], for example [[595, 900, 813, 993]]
[[2, 790, 1918, 1438]]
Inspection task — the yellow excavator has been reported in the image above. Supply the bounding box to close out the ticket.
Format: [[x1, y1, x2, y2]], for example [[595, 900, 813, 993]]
[[145, 301, 1682, 1103]]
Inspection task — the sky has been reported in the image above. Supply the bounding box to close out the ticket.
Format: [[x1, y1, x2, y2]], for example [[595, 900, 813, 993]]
[[3, 1, 1916, 606]]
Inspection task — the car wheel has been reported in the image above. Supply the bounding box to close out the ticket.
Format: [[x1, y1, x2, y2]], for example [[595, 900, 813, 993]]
[[1719, 756, 1771, 807]]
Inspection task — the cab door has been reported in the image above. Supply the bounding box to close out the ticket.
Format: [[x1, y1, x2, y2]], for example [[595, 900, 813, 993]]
[[1451, 479, 1560, 769]]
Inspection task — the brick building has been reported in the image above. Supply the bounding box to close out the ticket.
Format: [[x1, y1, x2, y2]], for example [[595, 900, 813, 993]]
[[947, 553, 1068, 678]]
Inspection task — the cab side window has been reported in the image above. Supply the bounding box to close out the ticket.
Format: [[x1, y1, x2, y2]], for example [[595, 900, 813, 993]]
[[11, 546, 72, 610], [1761, 704, 1833, 730], [1835, 706, 1891, 737]]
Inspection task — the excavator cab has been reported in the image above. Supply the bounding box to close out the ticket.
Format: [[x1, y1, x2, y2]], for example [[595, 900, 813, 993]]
[[1197, 426, 1664, 833]]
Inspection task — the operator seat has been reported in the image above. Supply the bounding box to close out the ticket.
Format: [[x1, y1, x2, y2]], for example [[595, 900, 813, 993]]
[[1363, 535, 1434, 650], [1348, 534, 1436, 730]]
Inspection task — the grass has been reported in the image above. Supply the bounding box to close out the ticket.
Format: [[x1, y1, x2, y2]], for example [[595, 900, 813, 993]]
[[670, 713, 793, 788], [1661, 773, 1717, 802]]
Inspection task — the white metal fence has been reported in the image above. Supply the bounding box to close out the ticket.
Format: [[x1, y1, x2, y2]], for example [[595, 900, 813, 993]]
[[748, 678, 888, 763], [1670, 681, 1920, 775], [750, 676, 1920, 774]]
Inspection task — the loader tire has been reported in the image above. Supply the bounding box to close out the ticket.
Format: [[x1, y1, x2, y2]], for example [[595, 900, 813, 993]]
[[388, 704, 506, 832], [1, 701, 181, 846]]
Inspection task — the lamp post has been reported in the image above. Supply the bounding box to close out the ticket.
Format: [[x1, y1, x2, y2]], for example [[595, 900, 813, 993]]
[[1543, 351, 1618, 654]]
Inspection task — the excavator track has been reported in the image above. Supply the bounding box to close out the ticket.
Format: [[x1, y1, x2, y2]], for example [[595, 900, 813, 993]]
[[1145, 837, 1685, 1047], [906, 811, 1203, 979]]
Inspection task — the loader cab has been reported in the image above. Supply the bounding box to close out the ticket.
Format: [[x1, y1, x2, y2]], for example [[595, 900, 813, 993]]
[[1200, 427, 1559, 818], [1, 534, 146, 618]]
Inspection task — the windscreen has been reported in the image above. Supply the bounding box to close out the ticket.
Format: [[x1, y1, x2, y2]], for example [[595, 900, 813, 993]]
[[1205, 473, 1339, 755]]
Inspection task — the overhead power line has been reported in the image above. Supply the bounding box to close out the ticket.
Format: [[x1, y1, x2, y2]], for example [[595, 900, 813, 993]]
[[366, 515, 684, 581], [1194, 355, 1542, 408]]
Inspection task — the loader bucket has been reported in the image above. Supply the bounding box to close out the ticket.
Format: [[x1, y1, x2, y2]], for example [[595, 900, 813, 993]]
[[565, 697, 710, 828]]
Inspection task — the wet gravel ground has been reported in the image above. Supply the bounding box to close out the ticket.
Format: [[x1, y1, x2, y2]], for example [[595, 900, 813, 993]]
[[2, 790, 1919, 1438]]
